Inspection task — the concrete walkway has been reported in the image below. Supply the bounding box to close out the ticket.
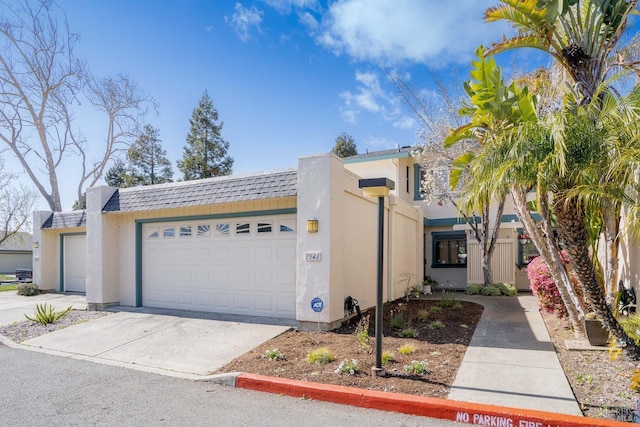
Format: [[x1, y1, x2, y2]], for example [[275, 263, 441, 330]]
[[0, 292, 292, 379], [448, 295, 582, 416]]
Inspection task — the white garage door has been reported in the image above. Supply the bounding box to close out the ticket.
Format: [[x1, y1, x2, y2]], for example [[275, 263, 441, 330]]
[[63, 234, 86, 293], [141, 215, 297, 318]]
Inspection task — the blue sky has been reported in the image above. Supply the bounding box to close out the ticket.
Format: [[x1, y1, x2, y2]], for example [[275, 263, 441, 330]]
[[13, 0, 528, 210]]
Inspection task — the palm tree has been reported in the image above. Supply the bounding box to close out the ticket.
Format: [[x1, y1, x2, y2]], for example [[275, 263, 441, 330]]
[[448, 52, 588, 337], [484, 0, 640, 358]]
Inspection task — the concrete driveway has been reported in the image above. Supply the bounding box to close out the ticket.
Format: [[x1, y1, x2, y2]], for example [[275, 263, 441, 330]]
[[0, 292, 292, 379]]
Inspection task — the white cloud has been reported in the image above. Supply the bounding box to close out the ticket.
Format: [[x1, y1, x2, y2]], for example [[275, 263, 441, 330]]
[[319, 0, 505, 66], [299, 11, 319, 30], [262, 0, 319, 14], [227, 3, 264, 42], [340, 70, 414, 129]]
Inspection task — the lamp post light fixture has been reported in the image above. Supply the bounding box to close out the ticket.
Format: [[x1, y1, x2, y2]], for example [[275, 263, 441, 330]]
[[358, 177, 395, 377]]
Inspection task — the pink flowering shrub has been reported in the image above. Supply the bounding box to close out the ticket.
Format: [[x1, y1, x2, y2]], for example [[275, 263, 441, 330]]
[[527, 253, 581, 318]]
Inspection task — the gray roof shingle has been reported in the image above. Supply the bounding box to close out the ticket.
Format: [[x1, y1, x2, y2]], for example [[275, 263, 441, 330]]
[[42, 211, 87, 229], [0, 231, 32, 252], [103, 168, 297, 213]]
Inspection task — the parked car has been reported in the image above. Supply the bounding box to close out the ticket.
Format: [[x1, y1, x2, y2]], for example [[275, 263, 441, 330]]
[[15, 268, 32, 282]]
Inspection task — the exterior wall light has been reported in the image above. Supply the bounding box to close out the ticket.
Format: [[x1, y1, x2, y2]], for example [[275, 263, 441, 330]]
[[32, 241, 39, 249], [307, 218, 319, 233]]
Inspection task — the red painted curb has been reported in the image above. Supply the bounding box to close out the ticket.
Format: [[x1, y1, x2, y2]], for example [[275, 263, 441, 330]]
[[236, 373, 633, 427]]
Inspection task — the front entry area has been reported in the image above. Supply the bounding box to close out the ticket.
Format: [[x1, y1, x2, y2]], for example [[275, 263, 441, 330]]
[[141, 214, 297, 319]]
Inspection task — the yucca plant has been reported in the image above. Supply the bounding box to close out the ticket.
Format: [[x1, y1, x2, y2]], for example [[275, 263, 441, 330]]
[[25, 303, 72, 325]]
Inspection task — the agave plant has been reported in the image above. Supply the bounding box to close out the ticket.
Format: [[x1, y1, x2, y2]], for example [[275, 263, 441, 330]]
[[25, 303, 72, 325]]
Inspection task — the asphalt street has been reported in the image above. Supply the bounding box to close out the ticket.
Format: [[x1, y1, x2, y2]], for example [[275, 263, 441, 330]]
[[0, 343, 461, 426]]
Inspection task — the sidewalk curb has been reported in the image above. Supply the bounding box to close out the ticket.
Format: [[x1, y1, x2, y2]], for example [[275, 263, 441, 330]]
[[234, 373, 633, 427]]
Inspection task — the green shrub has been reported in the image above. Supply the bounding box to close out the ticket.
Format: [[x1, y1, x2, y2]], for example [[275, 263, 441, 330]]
[[404, 360, 430, 376], [25, 303, 72, 325], [496, 283, 518, 296], [307, 347, 336, 364], [400, 328, 418, 338], [397, 343, 415, 355], [381, 350, 395, 365], [334, 359, 358, 375], [389, 312, 405, 330], [17, 282, 39, 296], [417, 309, 429, 321], [429, 305, 442, 314], [439, 292, 457, 308], [466, 284, 483, 295], [264, 348, 284, 361], [428, 320, 445, 330], [481, 285, 502, 296]]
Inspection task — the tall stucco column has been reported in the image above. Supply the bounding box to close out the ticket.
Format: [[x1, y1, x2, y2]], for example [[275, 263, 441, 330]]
[[32, 211, 55, 290], [296, 153, 345, 331], [86, 186, 119, 309]]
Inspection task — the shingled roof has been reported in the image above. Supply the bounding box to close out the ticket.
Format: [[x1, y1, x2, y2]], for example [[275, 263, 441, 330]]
[[41, 211, 87, 229], [0, 231, 32, 252], [103, 168, 298, 213]]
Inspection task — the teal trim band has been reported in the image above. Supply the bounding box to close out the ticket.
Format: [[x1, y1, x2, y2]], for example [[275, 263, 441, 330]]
[[501, 213, 542, 222], [134, 208, 296, 308], [59, 232, 86, 293], [344, 152, 411, 164], [413, 164, 424, 201], [135, 222, 142, 307], [424, 217, 467, 227], [134, 208, 297, 225]]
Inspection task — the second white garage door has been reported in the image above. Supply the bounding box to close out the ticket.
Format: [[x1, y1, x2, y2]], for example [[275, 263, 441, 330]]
[[141, 215, 297, 318], [63, 234, 87, 293]]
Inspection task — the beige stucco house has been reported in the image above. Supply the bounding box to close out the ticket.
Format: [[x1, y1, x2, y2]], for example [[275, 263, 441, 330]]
[[33, 153, 424, 330], [32, 147, 557, 329]]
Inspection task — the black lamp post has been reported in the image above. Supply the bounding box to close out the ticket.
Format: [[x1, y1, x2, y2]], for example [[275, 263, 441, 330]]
[[358, 177, 395, 376]]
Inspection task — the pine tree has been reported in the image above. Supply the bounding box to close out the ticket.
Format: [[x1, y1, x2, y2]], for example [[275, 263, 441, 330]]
[[178, 91, 233, 180], [105, 158, 132, 188], [105, 125, 173, 187], [331, 133, 357, 158], [127, 125, 173, 185]]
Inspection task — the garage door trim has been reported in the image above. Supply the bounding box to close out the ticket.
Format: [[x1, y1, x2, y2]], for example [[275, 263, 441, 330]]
[[59, 232, 86, 292], [134, 208, 297, 307]]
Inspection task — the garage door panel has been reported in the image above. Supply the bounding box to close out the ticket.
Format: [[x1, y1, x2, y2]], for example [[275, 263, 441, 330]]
[[234, 294, 251, 311], [215, 293, 232, 310], [179, 292, 193, 305], [279, 244, 296, 261], [142, 215, 296, 318], [195, 293, 211, 307], [194, 247, 211, 262]]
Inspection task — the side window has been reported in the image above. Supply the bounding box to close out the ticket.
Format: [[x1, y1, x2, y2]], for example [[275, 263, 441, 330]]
[[163, 227, 175, 238], [518, 231, 539, 267], [406, 165, 410, 193], [432, 232, 466, 267]]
